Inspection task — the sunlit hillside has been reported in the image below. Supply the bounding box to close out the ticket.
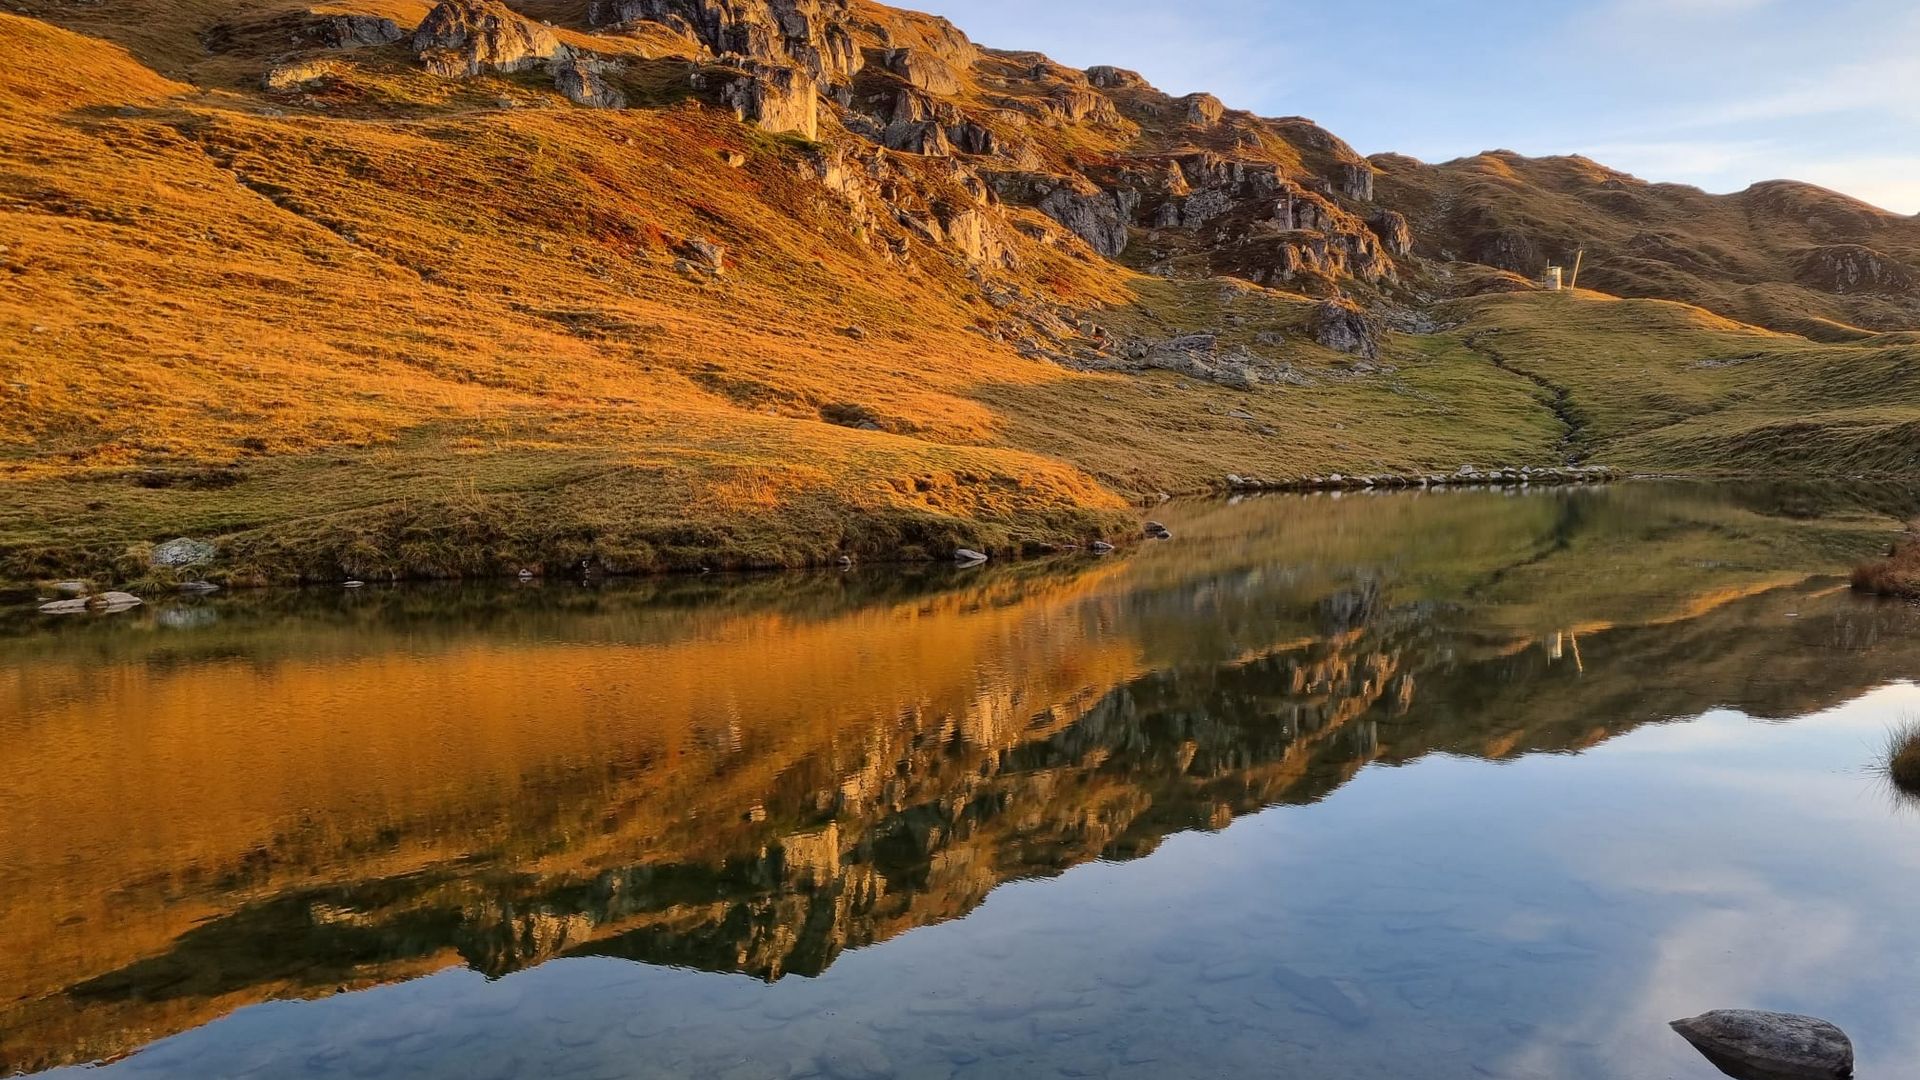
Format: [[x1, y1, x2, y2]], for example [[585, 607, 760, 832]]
[[2, 0, 1918, 588]]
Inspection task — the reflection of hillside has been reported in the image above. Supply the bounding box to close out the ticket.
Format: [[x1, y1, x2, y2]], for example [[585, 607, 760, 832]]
[[2, 486, 1914, 1075]]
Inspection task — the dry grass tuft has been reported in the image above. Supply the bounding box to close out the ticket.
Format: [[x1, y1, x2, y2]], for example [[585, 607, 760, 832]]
[[1853, 532, 1920, 598], [1879, 717, 1920, 796]]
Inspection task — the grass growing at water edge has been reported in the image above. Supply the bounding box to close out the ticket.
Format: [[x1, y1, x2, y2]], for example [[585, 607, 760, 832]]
[[1875, 717, 1920, 798], [1852, 530, 1920, 598]]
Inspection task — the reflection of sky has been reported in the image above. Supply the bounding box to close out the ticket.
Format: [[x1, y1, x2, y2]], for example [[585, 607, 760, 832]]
[[51, 683, 1920, 1079]]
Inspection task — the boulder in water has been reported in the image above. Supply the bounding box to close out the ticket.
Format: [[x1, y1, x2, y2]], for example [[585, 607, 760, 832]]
[[1670, 1010, 1853, 1080]]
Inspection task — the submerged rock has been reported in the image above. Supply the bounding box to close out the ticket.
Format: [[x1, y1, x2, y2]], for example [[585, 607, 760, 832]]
[[1670, 1010, 1854, 1080]]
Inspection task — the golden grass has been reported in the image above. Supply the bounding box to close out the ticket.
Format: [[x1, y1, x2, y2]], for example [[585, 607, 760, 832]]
[[3, 9, 1918, 589]]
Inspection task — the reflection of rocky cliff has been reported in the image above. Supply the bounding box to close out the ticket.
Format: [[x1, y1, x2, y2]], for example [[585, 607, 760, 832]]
[[3, 486, 1916, 1075], [8, 572, 1918, 1075]]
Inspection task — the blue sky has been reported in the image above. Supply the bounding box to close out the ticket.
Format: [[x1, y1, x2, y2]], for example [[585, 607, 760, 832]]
[[920, 0, 1920, 214]]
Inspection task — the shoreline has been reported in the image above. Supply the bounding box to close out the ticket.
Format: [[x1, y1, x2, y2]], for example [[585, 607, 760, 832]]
[[13, 468, 1920, 606]]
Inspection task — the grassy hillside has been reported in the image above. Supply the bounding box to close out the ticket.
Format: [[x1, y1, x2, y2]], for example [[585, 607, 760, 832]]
[[2, 2, 1918, 589], [1376, 150, 1920, 337]]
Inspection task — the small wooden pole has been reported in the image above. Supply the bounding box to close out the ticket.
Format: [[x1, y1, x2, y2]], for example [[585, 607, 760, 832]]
[[1567, 248, 1585, 293]]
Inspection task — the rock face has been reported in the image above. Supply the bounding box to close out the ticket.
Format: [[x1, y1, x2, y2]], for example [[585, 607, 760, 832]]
[[884, 47, 962, 96], [1037, 184, 1138, 258], [552, 55, 627, 109], [1333, 161, 1375, 202], [411, 0, 563, 78], [1670, 1011, 1854, 1080], [705, 61, 817, 137], [1795, 244, 1916, 295], [1367, 209, 1413, 256], [592, 0, 860, 90]]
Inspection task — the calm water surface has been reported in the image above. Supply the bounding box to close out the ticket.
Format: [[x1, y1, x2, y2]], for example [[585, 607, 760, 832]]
[[5, 484, 1920, 1079]]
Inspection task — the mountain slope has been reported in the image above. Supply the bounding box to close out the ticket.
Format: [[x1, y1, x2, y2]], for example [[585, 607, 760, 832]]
[[2, 0, 1918, 587], [1375, 150, 1920, 338]]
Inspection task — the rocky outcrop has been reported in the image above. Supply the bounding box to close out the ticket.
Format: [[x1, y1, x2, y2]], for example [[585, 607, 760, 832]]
[[552, 55, 628, 109], [1180, 92, 1224, 127], [1333, 161, 1374, 202], [1367, 209, 1412, 256], [676, 237, 727, 276], [1042, 87, 1118, 126], [1795, 244, 1916, 295], [883, 47, 962, 96], [590, 0, 861, 90], [315, 14, 405, 48], [411, 0, 563, 78], [1670, 1011, 1853, 1080], [1312, 299, 1381, 361], [880, 120, 950, 155], [1085, 65, 1145, 89], [704, 61, 818, 137], [1036, 182, 1138, 258]]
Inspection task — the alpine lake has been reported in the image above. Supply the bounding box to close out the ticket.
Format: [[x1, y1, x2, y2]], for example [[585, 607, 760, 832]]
[[5, 482, 1920, 1080]]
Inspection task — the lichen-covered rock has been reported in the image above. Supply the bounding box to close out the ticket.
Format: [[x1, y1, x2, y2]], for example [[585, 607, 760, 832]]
[[1670, 1011, 1853, 1080], [411, 0, 563, 78], [552, 55, 627, 108], [151, 537, 217, 569]]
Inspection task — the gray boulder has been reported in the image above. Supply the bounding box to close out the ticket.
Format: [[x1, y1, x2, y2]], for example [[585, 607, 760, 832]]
[[1670, 1010, 1853, 1080], [412, 0, 563, 78], [954, 548, 989, 563], [552, 55, 627, 108], [151, 537, 217, 569], [1312, 299, 1381, 361]]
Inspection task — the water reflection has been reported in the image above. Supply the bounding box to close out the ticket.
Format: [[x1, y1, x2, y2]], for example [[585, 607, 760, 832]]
[[3, 483, 1918, 1078]]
